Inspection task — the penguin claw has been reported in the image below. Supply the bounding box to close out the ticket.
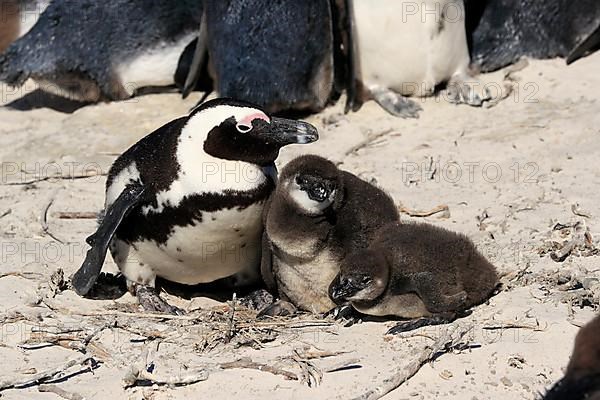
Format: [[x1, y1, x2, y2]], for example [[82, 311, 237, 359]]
[[257, 300, 297, 318], [136, 285, 184, 315], [324, 305, 361, 327], [446, 75, 492, 107], [237, 289, 275, 312], [371, 88, 422, 118], [386, 313, 459, 335]]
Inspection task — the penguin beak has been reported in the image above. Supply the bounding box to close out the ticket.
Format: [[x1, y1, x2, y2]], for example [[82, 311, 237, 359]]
[[265, 117, 319, 145]]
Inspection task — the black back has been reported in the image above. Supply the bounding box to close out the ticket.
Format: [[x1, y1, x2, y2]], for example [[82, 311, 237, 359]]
[[374, 222, 498, 308], [466, 0, 600, 72], [204, 0, 334, 114], [330, 171, 399, 253]]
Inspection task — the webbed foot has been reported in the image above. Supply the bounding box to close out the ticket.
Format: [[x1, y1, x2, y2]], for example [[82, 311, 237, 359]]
[[446, 74, 491, 107], [136, 285, 184, 315], [370, 86, 422, 118], [257, 300, 298, 318], [324, 305, 361, 327]]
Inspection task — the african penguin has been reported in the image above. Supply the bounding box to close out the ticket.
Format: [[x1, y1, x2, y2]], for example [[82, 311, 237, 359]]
[[0, 0, 48, 53], [329, 221, 499, 333], [184, 0, 353, 115], [542, 314, 600, 400], [467, 0, 600, 71], [72, 98, 318, 313], [0, 0, 205, 101], [348, 0, 490, 118], [260, 155, 399, 315]]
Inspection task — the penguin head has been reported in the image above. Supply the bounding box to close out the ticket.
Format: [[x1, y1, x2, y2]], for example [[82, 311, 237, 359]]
[[186, 98, 318, 166], [329, 249, 389, 304], [279, 155, 342, 216]]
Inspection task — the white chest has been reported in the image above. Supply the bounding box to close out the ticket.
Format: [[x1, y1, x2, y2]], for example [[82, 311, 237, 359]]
[[131, 202, 264, 285], [115, 33, 197, 96], [352, 0, 470, 96], [274, 249, 340, 314]]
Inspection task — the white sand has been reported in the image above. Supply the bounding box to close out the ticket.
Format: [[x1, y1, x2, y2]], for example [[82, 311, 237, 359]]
[[0, 53, 599, 399]]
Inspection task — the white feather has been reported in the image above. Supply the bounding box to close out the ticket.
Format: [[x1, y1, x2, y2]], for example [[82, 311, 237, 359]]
[[352, 0, 470, 96], [142, 105, 270, 215]]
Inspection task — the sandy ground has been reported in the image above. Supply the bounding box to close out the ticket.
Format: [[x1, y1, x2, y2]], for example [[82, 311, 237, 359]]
[[0, 52, 599, 400]]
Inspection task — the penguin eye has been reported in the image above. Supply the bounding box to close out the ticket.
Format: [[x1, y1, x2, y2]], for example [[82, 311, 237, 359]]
[[361, 276, 373, 285], [236, 123, 252, 133]]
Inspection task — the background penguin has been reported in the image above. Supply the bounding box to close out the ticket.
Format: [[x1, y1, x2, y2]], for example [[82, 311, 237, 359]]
[[184, 0, 352, 115], [542, 314, 600, 400], [0, 0, 206, 102], [0, 0, 48, 53], [347, 0, 490, 118], [260, 155, 399, 315], [329, 221, 499, 333], [466, 0, 600, 72], [71, 98, 318, 313]]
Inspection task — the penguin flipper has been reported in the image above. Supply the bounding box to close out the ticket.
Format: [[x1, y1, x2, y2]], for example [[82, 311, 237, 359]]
[[330, 0, 364, 113], [72, 183, 145, 296], [567, 26, 600, 65], [181, 10, 209, 99], [260, 230, 277, 294]]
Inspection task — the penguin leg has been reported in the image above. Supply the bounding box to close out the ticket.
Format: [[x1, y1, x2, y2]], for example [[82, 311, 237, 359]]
[[134, 284, 184, 316], [238, 289, 275, 312], [446, 72, 492, 107], [369, 85, 422, 118], [387, 312, 458, 335], [324, 305, 362, 327]]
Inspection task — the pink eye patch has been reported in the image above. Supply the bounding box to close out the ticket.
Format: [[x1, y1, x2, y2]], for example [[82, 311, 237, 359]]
[[239, 112, 270, 127]]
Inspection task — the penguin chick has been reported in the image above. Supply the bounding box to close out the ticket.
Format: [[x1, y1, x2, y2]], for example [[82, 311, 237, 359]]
[[542, 314, 600, 400], [72, 98, 318, 314], [329, 221, 499, 333], [261, 155, 399, 314]]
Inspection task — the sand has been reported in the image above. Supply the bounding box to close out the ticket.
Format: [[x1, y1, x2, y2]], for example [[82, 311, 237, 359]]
[[0, 52, 599, 400]]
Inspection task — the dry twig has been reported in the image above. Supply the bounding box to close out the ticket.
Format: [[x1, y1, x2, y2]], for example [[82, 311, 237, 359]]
[[38, 384, 85, 400], [2, 171, 107, 186], [350, 324, 473, 400], [40, 190, 65, 244], [53, 211, 98, 220], [123, 365, 208, 388], [399, 204, 450, 218], [0, 355, 96, 391], [343, 129, 395, 157], [220, 358, 298, 380]]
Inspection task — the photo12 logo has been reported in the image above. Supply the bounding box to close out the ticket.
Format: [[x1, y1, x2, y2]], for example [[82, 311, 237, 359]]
[[401, 160, 540, 185]]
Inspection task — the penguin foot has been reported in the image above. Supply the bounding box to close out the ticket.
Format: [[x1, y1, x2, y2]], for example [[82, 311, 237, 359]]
[[136, 285, 184, 315], [257, 300, 298, 318], [238, 289, 275, 311], [386, 313, 457, 334], [446, 74, 491, 107], [324, 305, 361, 327], [370, 87, 422, 118]]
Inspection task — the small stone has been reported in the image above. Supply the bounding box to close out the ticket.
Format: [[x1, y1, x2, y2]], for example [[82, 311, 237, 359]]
[[440, 370, 453, 380], [501, 377, 513, 387]]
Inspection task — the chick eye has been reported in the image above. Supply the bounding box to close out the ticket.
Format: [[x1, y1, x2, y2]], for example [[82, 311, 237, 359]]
[[236, 123, 252, 133], [296, 176, 308, 185], [361, 276, 372, 284]]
